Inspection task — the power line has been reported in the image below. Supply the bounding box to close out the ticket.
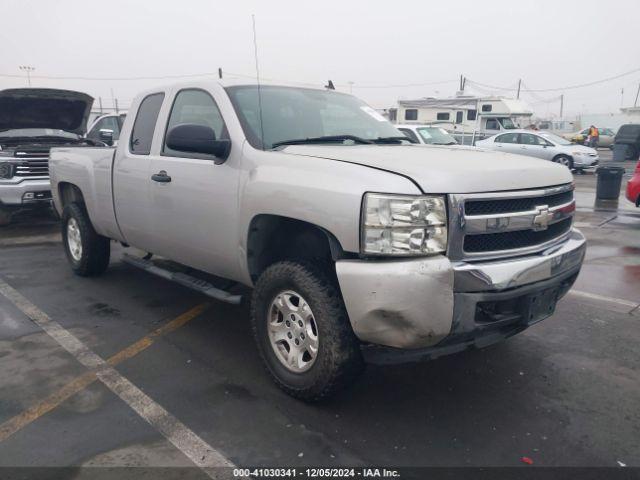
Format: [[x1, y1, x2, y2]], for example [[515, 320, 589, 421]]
[[468, 66, 640, 93]]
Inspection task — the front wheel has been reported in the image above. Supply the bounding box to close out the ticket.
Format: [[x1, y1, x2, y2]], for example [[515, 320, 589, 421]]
[[553, 155, 573, 169], [62, 203, 110, 276], [625, 145, 639, 161], [251, 261, 364, 401]]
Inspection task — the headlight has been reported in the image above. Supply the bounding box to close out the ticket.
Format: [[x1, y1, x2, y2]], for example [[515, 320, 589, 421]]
[[361, 193, 447, 256], [0, 162, 14, 179]]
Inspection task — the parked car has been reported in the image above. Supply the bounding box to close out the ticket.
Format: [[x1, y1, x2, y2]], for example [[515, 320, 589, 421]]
[[476, 130, 599, 171], [86, 112, 127, 146], [561, 127, 615, 148], [49, 82, 586, 401], [0, 88, 95, 226], [395, 124, 458, 145], [613, 124, 640, 160], [626, 160, 640, 206]]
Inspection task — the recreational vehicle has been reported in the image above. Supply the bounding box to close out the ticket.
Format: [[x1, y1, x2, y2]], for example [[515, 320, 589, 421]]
[[394, 95, 533, 144]]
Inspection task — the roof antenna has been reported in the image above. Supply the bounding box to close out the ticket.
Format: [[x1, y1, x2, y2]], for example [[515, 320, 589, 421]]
[[325, 80, 335, 90], [252, 14, 266, 150]]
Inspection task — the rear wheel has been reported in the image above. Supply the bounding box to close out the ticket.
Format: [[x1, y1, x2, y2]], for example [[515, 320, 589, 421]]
[[625, 145, 639, 161], [553, 155, 573, 169], [62, 203, 110, 276], [251, 261, 364, 401]]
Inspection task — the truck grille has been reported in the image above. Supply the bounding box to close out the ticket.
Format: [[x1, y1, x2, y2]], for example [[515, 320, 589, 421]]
[[465, 190, 573, 215], [13, 150, 49, 177], [448, 184, 575, 261], [463, 217, 573, 253]]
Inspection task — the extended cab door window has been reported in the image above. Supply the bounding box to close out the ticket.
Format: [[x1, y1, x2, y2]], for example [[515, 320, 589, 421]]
[[163, 89, 227, 158], [130, 93, 165, 155]]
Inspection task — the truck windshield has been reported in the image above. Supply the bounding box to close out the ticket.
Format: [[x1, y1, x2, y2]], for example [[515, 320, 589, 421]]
[[498, 118, 518, 130], [225, 85, 405, 149], [416, 127, 457, 145]]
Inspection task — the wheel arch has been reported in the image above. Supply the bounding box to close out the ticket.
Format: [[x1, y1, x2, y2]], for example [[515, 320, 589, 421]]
[[57, 182, 86, 209], [553, 154, 574, 169], [246, 214, 351, 283]]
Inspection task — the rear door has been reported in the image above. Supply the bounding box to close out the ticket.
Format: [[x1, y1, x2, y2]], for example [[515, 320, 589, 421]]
[[112, 92, 165, 251], [146, 87, 241, 279], [493, 132, 520, 154]]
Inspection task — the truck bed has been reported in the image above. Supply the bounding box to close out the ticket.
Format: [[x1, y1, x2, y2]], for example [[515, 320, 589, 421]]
[[49, 146, 123, 242]]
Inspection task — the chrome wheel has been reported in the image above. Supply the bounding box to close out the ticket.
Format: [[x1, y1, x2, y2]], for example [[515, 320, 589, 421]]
[[66, 217, 82, 261], [556, 157, 571, 167], [268, 290, 319, 373]]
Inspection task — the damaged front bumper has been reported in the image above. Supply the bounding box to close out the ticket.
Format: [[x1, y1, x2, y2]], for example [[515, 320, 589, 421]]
[[336, 229, 586, 363]]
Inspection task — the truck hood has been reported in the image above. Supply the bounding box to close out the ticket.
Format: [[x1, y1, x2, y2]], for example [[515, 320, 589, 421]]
[[283, 144, 573, 193], [0, 88, 94, 135]]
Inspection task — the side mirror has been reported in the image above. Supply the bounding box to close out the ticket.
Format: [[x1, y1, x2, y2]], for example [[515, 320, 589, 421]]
[[166, 123, 231, 162], [99, 129, 114, 146]]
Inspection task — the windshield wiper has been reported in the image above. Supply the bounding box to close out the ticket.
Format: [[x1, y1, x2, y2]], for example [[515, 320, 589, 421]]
[[271, 135, 374, 148], [372, 136, 411, 144]]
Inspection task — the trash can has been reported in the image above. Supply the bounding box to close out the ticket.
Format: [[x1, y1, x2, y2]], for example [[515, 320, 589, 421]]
[[596, 166, 625, 200], [612, 143, 629, 162]]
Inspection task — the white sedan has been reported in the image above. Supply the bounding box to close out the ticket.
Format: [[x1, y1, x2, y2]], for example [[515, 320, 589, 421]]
[[475, 129, 599, 171]]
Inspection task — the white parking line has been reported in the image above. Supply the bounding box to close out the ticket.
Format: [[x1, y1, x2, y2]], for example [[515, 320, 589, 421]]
[[569, 289, 639, 310], [0, 278, 234, 475]]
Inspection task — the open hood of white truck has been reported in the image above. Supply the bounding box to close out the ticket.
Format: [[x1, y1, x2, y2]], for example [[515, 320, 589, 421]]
[[282, 144, 573, 193], [0, 88, 94, 135]]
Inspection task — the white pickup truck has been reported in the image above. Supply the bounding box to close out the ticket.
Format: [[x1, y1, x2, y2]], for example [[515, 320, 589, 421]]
[[50, 81, 586, 401]]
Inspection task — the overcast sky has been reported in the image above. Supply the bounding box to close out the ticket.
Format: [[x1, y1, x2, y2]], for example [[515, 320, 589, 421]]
[[1, 0, 639, 118]]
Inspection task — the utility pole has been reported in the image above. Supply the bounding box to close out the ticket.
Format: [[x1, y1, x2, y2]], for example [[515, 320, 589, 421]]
[[516, 79, 521, 99], [19, 65, 35, 86], [621, 88, 624, 108], [114, 98, 119, 114], [634, 83, 640, 108], [218, 68, 223, 79], [98, 97, 103, 115], [347, 81, 354, 94], [559, 94, 564, 119]]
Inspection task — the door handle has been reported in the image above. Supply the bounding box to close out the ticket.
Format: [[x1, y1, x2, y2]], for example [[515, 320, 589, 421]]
[[151, 170, 172, 183]]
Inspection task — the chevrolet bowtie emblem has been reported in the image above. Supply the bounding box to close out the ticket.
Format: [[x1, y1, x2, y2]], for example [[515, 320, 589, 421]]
[[532, 205, 551, 231]]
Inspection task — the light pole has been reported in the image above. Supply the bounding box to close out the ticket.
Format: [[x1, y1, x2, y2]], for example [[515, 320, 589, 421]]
[[348, 81, 354, 94], [19, 66, 35, 86]]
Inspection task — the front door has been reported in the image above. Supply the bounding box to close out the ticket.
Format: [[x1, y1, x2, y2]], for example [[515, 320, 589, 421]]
[[146, 88, 241, 280], [519, 133, 551, 159]]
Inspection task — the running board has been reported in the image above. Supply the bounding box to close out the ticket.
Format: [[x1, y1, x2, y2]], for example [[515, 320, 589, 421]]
[[121, 254, 243, 305]]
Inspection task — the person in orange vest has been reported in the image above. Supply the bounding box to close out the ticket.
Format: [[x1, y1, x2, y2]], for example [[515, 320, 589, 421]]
[[588, 125, 599, 149]]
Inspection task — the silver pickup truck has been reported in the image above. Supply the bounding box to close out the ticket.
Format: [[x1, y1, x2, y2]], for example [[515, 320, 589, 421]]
[[50, 81, 586, 401]]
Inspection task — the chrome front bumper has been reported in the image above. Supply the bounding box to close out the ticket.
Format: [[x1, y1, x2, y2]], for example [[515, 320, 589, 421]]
[[336, 229, 586, 353], [0, 177, 51, 206]]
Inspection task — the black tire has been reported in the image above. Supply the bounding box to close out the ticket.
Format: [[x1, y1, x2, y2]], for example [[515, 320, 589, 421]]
[[625, 145, 639, 161], [251, 261, 364, 401], [553, 155, 573, 170], [0, 207, 12, 227], [61, 203, 110, 276]]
